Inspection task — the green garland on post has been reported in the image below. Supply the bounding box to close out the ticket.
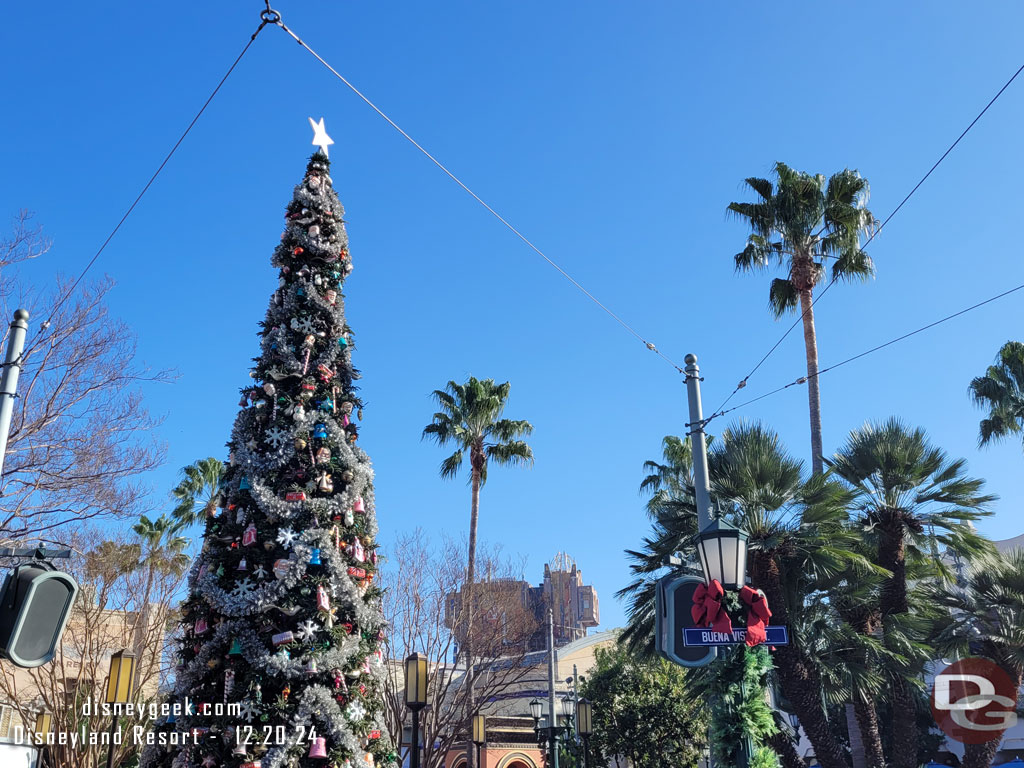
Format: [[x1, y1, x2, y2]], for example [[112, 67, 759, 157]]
[[708, 644, 780, 768]]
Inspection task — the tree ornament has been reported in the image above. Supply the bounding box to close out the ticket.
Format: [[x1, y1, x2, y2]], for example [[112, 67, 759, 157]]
[[345, 700, 366, 721], [229, 638, 242, 655], [224, 669, 235, 699], [195, 618, 209, 635], [306, 657, 318, 675], [315, 447, 331, 464], [243, 523, 258, 546], [325, 289, 337, 306], [272, 559, 290, 580], [253, 564, 268, 580], [276, 528, 298, 548], [302, 334, 316, 374], [272, 631, 295, 647], [282, 684, 291, 701], [231, 577, 255, 599], [264, 426, 289, 449], [239, 476, 251, 490], [309, 548, 322, 566], [295, 436, 308, 450], [263, 383, 276, 397], [316, 364, 334, 382], [237, 558, 248, 571], [308, 737, 328, 759], [314, 423, 328, 439], [317, 584, 330, 611], [296, 619, 319, 642], [318, 473, 334, 494], [344, 509, 355, 526]]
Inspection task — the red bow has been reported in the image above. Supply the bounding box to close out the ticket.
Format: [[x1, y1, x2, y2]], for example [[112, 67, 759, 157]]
[[739, 585, 772, 647], [691, 579, 733, 636]]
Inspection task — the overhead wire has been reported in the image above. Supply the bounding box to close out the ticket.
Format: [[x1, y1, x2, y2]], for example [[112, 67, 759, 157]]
[[265, 12, 685, 373], [706, 59, 1024, 422], [30, 18, 272, 343], [707, 280, 1024, 423]]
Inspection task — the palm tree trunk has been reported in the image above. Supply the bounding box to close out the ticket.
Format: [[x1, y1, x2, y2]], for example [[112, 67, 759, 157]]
[[961, 666, 1021, 768], [852, 698, 885, 768], [878, 522, 918, 768], [465, 462, 481, 768], [846, 703, 867, 768], [132, 560, 155, 668], [751, 552, 847, 768], [797, 286, 824, 475], [766, 730, 804, 768]]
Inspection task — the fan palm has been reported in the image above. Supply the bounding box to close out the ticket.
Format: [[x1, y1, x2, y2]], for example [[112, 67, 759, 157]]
[[621, 423, 866, 768], [729, 162, 877, 474], [170, 457, 224, 527], [827, 417, 996, 768], [928, 548, 1024, 768], [969, 340, 1024, 449], [422, 376, 532, 768]]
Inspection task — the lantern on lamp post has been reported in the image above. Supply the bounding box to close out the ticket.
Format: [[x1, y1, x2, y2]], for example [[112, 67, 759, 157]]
[[404, 653, 428, 768], [105, 649, 135, 768], [472, 714, 486, 768], [696, 516, 749, 589], [577, 698, 593, 768]]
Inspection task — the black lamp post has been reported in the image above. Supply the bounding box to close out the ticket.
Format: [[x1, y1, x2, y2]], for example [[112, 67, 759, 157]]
[[404, 653, 428, 768], [697, 514, 753, 768], [472, 713, 486, 768]]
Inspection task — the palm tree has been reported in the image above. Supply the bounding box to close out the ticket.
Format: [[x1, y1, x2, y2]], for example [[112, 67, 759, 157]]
[[929, 548, 1024, 768], [422, 376, 533, 768], [130, 514, 190, 664], [620, 424, 866, 768], [828, 418, 996, 768], [729, 163, 877, 474], [969, 340, 1024, 449], [170, 457, 224, 527]]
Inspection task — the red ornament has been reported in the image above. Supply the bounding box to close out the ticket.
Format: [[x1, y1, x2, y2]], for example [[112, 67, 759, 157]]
[[293, 247, 304, 256], [347, 566, 366, 579], [286, 492, 307, 502]]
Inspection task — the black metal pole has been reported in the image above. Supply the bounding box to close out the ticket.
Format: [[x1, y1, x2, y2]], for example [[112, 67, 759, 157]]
[[476, 743, 481, 768], [105, 716, 117, 768], [582, 735, 590, 768], [411, 709, 420, 768]]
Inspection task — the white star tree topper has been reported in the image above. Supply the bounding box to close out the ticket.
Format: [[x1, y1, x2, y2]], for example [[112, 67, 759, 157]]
[[308, 117, 334, 157]]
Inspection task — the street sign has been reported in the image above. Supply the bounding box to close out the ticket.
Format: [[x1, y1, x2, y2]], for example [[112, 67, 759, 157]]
[[655, 574, 716, 668], [683, 625, 789, 647]]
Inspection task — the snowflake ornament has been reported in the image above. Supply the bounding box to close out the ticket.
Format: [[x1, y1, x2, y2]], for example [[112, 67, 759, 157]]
[[345, 700, 366, 721], [296, 619, 319, 642], [276, 528, 298, 548], [264, 426, 289, 448], [237, 700, 259, 723], [231, 577, 256, 599], [290, 316, 316, 335]]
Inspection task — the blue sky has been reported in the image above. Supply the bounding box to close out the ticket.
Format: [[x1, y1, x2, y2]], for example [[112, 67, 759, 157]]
[[2, 2, 1023, 631]]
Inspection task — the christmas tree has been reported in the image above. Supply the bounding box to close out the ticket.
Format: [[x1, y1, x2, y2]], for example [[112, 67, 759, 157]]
[[141, 133, 393, 768]]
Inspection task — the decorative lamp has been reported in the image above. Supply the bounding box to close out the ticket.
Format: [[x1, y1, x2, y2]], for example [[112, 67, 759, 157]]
[[105, 649, 136, 704], [403, 653, 428, 711], [472, 714, 486, 746], [696, 516, 749, 589], [33, 711, 52, 735], [529, 698, 544, 723], [577, 698, 593, 736]]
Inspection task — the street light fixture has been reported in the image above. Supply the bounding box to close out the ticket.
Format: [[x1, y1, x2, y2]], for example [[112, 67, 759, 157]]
[[472, 714, 486, 768], [577, 699, 593, 768], [105, 649, 136, 768], [696, 516, 749, 589], [529, 698, 543, 724], [404, 653, 428, 768]]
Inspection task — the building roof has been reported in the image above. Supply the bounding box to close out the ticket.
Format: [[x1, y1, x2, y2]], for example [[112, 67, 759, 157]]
[[994, 533, 1024, 552]]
